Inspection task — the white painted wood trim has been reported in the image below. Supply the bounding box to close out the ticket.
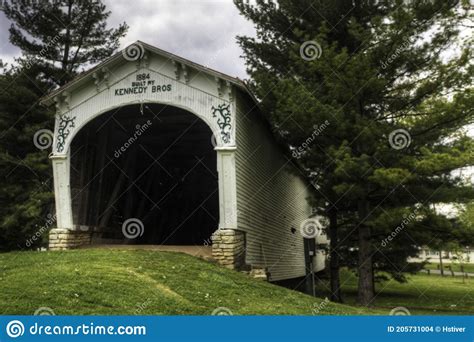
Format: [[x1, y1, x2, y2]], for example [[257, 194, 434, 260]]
[[50, 152, 73, 229], [216, 147, 238, 229], [49, 55, 239, 238], [51, 67, 236, 156]]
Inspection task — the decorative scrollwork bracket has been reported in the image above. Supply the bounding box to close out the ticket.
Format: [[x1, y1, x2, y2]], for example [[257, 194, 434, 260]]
[[56, 114, 76, 153], [211, 103, 232, 144]]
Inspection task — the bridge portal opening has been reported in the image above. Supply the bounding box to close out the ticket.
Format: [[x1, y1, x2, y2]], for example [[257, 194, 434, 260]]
[[69, 103, 219, 245]]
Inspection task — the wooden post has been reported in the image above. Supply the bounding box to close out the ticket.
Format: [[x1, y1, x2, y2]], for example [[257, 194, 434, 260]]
[[50, 152, 73, 229], [215, 146, 237, 230], [439, 251, 444, 277]]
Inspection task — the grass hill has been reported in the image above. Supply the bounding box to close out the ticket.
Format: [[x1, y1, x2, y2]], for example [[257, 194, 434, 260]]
[[0, 249, 379, 315]]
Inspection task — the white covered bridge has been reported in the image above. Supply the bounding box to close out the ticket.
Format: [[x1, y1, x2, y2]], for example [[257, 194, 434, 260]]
[[42, 41, 327, 282]]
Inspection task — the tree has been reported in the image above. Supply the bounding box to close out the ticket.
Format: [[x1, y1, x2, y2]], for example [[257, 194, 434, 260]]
[[3, 0, 128, 86], [0, 67, 54, 251], [235, 0, 473, 305], [0, 1, 128, 250], [458, 202, 474, 234]]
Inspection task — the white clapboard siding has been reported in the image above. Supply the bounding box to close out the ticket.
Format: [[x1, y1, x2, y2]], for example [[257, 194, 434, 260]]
[[234, 91, 315, 281], [46, 42, 325, 280]]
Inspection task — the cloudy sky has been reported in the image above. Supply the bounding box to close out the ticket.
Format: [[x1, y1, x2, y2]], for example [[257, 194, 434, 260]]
[[0, 0, 255, 79]]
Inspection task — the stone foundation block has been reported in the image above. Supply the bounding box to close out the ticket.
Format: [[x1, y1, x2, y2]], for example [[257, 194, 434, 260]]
[[48, 228, 92, 250], [211, 229, 246, 270]]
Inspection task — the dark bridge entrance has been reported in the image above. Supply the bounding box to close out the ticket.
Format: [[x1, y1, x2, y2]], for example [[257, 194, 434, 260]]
[[70, 103, 218, 245]]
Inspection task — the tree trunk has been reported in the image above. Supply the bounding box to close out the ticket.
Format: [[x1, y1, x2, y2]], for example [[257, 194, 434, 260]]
[[439, 250, 444, 277], [357, 199, 374, 306], [328, 208, 342, 303]]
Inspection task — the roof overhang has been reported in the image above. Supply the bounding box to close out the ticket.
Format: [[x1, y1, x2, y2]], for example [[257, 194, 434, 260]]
[[41, 40, 257, 106]]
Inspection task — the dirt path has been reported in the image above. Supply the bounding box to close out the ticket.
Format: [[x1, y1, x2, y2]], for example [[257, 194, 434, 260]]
[[79, 244, 213, 259]]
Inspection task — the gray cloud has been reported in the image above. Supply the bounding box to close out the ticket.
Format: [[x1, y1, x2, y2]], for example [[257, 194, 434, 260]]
[[0, 11, 21, 66], [0, 0, 255, 78]]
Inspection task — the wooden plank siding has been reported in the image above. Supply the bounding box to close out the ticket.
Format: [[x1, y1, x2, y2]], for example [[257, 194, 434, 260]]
[[45, 42, 327, 277], [234, 91, 316, 281]]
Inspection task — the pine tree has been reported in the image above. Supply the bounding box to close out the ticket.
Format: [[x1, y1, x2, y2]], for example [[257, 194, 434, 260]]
[[459, 202, 474, 235], [3, 0, 128, 86], [235, 0, 473, 305], [0, 67, 54, 251], [0, 1, 128, 250]]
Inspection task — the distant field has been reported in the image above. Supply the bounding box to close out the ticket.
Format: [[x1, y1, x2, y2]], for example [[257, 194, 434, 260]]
[[314, 269, 474, 315], [423, 263, 474, 274]]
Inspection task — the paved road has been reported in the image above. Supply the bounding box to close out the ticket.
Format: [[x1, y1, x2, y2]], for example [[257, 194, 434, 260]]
[[421, 269, 474, 277]]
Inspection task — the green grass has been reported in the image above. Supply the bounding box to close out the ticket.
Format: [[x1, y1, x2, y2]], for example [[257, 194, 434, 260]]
[[0, 249, 380, 315], [314, 269, 474, 315], [1, 249, 471, 315], [423, 263, 474, 274]]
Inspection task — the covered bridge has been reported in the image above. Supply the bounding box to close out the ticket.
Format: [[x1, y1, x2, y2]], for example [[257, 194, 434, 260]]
[[42, 41, 326, 282]]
